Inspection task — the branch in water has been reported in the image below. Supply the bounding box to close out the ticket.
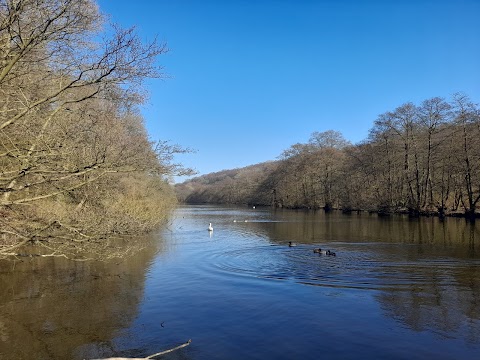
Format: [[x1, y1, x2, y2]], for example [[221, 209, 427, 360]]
[[91, 339, 192, 360]]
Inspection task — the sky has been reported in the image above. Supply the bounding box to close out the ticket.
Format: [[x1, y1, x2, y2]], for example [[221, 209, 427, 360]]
[[97, 0, 480, 183]]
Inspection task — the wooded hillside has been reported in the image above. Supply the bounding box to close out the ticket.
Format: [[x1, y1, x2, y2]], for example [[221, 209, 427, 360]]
[[176, 94, 480, 219], [175, 161, 279, 205]]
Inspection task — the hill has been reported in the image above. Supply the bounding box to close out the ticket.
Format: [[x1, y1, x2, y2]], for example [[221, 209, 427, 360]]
[[175, 161, 279, 205]]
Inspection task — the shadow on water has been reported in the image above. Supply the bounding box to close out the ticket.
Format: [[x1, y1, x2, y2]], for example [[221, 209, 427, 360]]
[[0, 235, 165, 360]]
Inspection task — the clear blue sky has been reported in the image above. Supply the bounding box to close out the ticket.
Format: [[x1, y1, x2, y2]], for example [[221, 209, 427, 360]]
[[97, 0, 480, 182]]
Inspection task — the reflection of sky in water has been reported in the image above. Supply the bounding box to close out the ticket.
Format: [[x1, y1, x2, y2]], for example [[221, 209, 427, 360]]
[[1, 205, 479, 359], [128, 205, 480, 359]]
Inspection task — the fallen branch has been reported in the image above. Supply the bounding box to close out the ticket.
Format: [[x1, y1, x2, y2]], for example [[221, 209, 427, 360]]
[[91, 339, 192, 360], [146, 339, 192, 358]]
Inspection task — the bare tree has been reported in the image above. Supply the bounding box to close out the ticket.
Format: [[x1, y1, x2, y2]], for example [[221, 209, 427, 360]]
[[0, 0, 191, 259], [451, 93, 480, 218], [416, 97, 451, 209]]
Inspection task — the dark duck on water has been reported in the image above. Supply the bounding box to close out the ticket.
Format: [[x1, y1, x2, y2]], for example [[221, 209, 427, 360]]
[[313, 248, 336, 256]]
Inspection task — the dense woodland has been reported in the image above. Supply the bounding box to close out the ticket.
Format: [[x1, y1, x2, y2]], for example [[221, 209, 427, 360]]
[[0, 0, 191, 259], [176, 94, 480, 219]]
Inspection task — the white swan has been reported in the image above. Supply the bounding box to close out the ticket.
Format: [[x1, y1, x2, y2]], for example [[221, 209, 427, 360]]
[[208, 223, 213, 231]]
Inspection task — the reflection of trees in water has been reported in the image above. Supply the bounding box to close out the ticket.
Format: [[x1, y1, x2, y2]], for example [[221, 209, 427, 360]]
[[377, 261, 480, 344], [260, 210, 480, 254], [374, 225, 480, 344], [0, 235, 163, 359], [257, 209, 480, 343]]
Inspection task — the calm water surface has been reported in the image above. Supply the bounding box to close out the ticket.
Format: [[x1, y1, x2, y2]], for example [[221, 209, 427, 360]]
[[1, 205, 480, 359]]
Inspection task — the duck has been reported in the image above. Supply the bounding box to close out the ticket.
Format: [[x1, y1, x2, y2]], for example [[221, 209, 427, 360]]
[[314, 248, 336, 256], [288, 241, 296, 247], [208, 223, 213, 231]]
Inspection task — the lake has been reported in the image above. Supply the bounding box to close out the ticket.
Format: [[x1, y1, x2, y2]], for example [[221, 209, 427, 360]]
[[1, 205, 479, 359]]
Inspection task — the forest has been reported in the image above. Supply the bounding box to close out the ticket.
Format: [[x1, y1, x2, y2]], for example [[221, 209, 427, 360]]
[[0, 0, 191, 259], [176, 94, 480, 219]]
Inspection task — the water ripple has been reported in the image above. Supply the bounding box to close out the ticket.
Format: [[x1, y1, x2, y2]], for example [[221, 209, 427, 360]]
[[199, 243, 479, 291]]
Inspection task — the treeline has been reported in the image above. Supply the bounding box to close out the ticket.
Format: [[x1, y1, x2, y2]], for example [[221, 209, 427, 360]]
[[0, 0, 190, 259], [176, 94, 480, 219]]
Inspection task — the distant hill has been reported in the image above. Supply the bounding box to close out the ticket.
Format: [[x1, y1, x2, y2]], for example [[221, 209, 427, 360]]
[[174, 161, 279, 205]]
